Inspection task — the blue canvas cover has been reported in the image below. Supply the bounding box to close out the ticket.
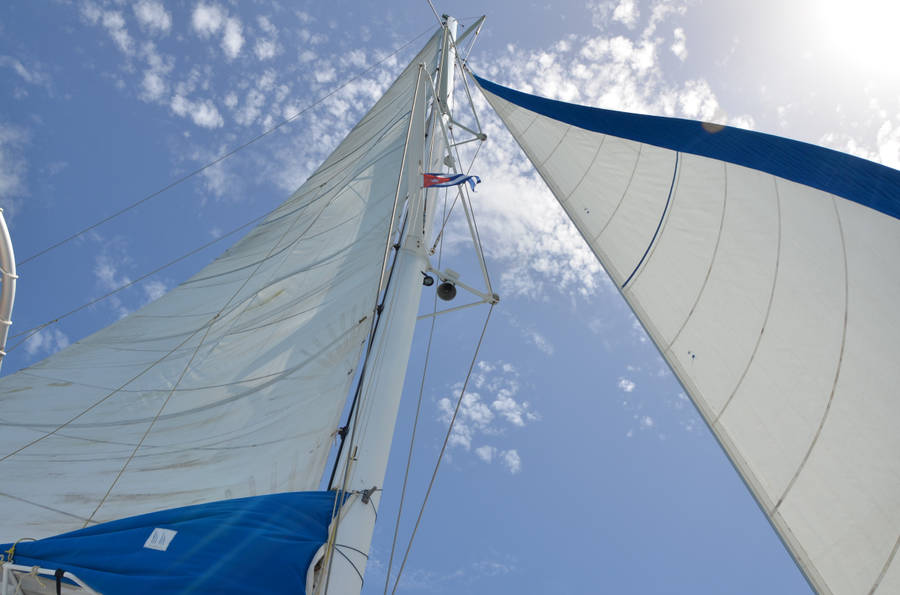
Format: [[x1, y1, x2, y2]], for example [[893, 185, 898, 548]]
[[1, 491, 338, 594]]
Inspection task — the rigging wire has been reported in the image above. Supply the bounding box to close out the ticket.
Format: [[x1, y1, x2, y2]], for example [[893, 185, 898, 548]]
[[0, 163, 344, 468], [82, 158, 329, 525], [9, 77, 419, 354], [5, 210, 270, 351], [382, 190, 448, 595], [389, 302, 495, 595], [17, 25, 434, 267]]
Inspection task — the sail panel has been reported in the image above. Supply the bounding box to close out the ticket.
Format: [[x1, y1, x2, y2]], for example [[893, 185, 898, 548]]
[[0, 33, 441, 541], [476, 74, 900, 595]]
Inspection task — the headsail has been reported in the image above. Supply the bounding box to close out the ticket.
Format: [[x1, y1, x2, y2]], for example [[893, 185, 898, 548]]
[[475, 74, 900, 595], [0, 32, 441, 543]]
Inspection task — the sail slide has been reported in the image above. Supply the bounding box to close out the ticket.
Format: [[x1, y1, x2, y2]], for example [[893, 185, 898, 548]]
[[474, 75, 900, 595], [0, 28, 441, 588]]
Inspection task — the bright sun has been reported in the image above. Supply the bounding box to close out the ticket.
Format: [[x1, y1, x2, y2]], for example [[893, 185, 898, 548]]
[[814, 0, 900, 77]]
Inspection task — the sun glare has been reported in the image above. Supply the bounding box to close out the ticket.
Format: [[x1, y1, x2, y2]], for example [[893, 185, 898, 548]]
[[814, 0, 900, 77]]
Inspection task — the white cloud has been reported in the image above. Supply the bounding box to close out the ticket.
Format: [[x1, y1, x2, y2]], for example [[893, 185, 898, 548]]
[[234, 88, 266, 126], [473, 445, 521, 474], [670, 27, 687, 61], [0, 56, 50, 89], [133, 0, 171, 34], [102, 11, 134, 55], [255, 39, 277, 60], [876, 119, 900, 169], [493, 390, 538, 427], [618, 377, 636, 392], [678, 79, 719, 120], [25, 328, 70, 357], [191, 2, 225, 37], [94, 240, 134, 319], [138, 41, 174, 102], [141, 71, 166, 100], [80, 1, 102, 24], [314, 65, 336, 84], [80, 3, 134, 55], [170, 95, 224, 128], [437, 361, 537, 454], [630, 318, 649, 343], [143, 280, 167, 302], [643, 0, 689, 39], [504, 314, 555, 354], [500, 449, 522, 474], [222, 17, 245, 59], [0, 123, 28, 216], [343, 49, 367, 69], [474, 445, 495, 463], [257, 15, 277, 36], [818, 132, 875, 161], [254, 16, 280, 60], [190, 2, 243, 59], [612, 0, 640, 28]]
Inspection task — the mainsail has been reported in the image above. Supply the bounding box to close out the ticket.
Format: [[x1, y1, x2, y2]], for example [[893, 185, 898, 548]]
[[0, 31, 440, 546], [474, 75, 900, 595]]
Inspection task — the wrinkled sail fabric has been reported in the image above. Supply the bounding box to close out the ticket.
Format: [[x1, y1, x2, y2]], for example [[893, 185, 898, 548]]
[[475, 75, 900, 595], [0, 33, 440, 543], [0, 492, 337, 595]]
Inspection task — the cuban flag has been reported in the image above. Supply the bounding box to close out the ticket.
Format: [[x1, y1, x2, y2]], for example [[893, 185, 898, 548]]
[[423, 173, 481, 191]]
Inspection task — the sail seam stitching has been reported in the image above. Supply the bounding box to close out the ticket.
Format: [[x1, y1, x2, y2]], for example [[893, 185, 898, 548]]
[[665, 159, 728, 349], [594, 143, 643, 243], [714, 174, 782, 423], [563, 135, 607, 204], [84, 170, 335, 525], [622, 151, 679, 289], [774, 195, 849, 512], [870, 534, 900, 594], [0, 492, 90, 524], [537, 126, 572, 168]]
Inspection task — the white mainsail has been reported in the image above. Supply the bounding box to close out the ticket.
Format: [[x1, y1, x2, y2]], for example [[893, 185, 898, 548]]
[[475, 75, 900, 595], [0, 32, 441, 542]]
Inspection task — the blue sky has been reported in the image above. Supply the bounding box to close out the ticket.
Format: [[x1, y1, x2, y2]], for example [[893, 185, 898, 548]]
[[1, 1, 897, 593]]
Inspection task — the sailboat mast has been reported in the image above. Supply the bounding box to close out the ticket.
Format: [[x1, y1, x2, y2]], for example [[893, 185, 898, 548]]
[[322, 16, 457, 594]]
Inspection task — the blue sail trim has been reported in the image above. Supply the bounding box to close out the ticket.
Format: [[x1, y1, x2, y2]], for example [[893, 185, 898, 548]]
[[1, 491, 340, 594], [474, 74, 900, 220]]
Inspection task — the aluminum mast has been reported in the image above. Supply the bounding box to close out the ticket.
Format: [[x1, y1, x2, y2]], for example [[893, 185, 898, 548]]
[[319, 16, 458, 595]]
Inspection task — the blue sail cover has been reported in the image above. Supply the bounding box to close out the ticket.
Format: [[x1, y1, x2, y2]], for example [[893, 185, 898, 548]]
[[1, 491, 337, 594]]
